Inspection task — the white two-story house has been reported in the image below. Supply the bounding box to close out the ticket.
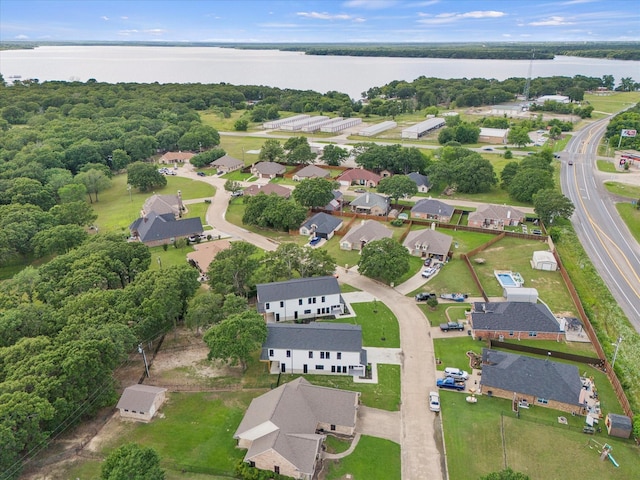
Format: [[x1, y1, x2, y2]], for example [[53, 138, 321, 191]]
[[256, 276, 345, 322], [261, 323, 367, 377]]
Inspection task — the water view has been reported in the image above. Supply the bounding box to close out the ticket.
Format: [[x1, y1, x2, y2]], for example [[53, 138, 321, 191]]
[[1, 46, 638, 98]]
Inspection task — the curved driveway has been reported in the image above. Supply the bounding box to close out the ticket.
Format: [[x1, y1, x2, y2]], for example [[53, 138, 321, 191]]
[[176, 164, 445, 480]]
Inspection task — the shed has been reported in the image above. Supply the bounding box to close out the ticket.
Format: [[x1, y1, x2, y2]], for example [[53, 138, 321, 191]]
[[116, 384, 167, 422], [531, 251, 558, 271], [605, 413, 632, 438], [503, 287, 539, 303]]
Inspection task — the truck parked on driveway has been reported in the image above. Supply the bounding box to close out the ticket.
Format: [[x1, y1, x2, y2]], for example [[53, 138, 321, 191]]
[[439, 321, 464, 332], [436, 377, 466, 391]]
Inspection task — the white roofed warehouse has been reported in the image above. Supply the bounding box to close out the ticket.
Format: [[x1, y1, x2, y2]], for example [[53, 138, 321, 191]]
[[401, 118, 445, 139]]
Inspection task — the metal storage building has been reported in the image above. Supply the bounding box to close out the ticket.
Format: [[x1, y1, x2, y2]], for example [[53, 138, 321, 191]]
[[281, 115, 329, 132], [401, 118, 445, 139], [263, 115, 309, 129], [503, 287, 539, 303], [358, 121, 397, 137], [320, 117, 362, 133], [300, 116, 335, 133]]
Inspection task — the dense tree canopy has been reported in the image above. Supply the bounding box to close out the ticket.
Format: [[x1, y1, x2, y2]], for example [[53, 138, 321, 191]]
[[358, 237, 411, 284], [243, 193, 308, 232], [101, 443, 165, 480], [127, 161, 167, 192], [320, 144, 349, 166], [207, 241, 260, 297], [429, 146, 497, 194], [354, 143, 429, 174], [533, 189, 575, 225], [292, 178, 336, 208], [377, 175, 418, 203]]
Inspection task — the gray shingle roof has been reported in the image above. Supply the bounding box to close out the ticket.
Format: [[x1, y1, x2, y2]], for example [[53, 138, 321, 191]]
[[410, 198, 453, 217], [142, 194, 182, 217], [341, 220, 392, 246], [212, 155, 244, 169], [253, 161, 286, 175], [295, 165, 330, 179], [481, 348, 583, 406], [350, 192, 389, 209], [257, 276, 340, 304], [235, 377, 359, 475], [471, 302, 561, 333], [407, 172, 431, 188], [607, 413, 632, 430], [301, 212, 342, 236], [129, 211, 203, 243], [469, 204, 525, 224], [403, 229, 453, 257], [262, 323, 363, 356], [116, 384, 166, 412]]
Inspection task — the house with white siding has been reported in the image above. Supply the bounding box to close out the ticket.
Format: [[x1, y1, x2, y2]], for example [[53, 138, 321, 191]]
[[261, 323, 367, 376], [256, 276, 344, 323]]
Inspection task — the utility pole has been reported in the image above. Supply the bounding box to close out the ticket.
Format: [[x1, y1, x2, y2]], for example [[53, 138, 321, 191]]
[[611, 336, 623, 370], [138, 343, 150, 378]]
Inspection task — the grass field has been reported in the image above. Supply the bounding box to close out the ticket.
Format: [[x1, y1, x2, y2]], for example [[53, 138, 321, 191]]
[[597, 159, 620, 173], [583, 92, 640, 114], [604, 181, 640, 199], [325, 435, 401, 480], [332, 301, 400, 348], [616, 203, 640, 244]]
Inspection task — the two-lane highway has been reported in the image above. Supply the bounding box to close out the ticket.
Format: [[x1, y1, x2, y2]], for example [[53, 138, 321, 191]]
[[560, 118, 640, 332]]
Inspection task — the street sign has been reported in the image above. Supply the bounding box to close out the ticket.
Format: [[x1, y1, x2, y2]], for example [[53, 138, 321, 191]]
[[621, 129, 637, 137]]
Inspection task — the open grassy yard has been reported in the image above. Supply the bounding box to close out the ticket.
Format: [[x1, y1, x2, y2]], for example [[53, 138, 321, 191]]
[[597, 159, 620, 173], [616, 203, 640, 244], [333, 301, 400, 348], [325, 435, 401, 480], [441, 391, 640, 480], [605, 181, 640, 199], [434, 336, 482, 373], [424, 258, 482, 297], [583, 92, 640, 114], [417, 303, 471, 328]]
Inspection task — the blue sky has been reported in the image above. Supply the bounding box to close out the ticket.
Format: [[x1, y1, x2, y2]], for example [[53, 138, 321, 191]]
[[1, 0, 638, 43]]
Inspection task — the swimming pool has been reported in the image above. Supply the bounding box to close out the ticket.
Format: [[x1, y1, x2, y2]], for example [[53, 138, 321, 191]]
[[494, 271, 522, 288]]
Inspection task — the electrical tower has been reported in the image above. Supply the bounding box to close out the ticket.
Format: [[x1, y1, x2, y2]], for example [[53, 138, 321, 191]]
[[523, 50, 535, 102]]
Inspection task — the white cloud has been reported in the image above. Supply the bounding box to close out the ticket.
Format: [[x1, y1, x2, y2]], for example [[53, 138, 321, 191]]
[[342, 0, 398, 9], [407, 1, 440, 6], [101, 16, 109, 21], [118, 29, 139, 36], [529, 16, 575, 26], [297, 12, 353, 20], [418, 10, 506, 25], [144, 29, 166, 36], [15, 34, 29, 39], [259, 23, 300, 29]]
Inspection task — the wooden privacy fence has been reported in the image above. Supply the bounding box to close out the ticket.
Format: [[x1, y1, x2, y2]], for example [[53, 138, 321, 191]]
[[489, 339, 603, 367]]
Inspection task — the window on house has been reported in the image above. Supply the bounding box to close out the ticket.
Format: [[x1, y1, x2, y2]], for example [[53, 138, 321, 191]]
[[274, 466, 280, 474], [330, 424, 336, 431], [331, 366, 336, 372], [316, 365, 324, 370], [537, 398, 548, 405], [265, 302, 270, 310], [304, 309, 311, 314], [509, 331, 514, 336], [309, 351, 313, 358], [321, 296, 325, 302], [308, 298, 312, 304], [299, 299, 303, 305], [320, 352, 325, 359], [286, 350, 291, 358], [317, 308, 321, 314], [249, 461, 255, 468], [337, 352, 342, 359], [269, 349, 274, 357], [529, 331, 538, 337], [312, 297, 316, 303], [325, 352, 330, 359], [280, 301, 284, 307]]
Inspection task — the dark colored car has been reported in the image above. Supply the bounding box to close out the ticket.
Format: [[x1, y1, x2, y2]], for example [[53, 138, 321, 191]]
[[423, 258, 432, 267], [197, 172, 206, 177], [415, 292, 437, 302]]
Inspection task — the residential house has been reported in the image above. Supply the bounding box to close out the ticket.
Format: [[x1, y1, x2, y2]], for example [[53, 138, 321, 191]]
[[292, 165, 331, 181], [336, 168, 381, 188], [261, 323, 367, 376], [468, 204, 525, 229], [211, 154, 244, 173], [340, 220, 392, 251], [234, 377, 359, 480], [142, 193, 184, 218], [116, 384, 167, 422], [349, 192, 390, 216], [129, 211, 203, 247], [186, 239, 231, 273], [468, 301, 563, 341], [403, 229, 453, 261], [159, 151, 194, 164], [252, 161, 286, 179], [323, 190, 343, 212], [479, 127, 509, 144], [407, 172, 431, 193], [410, 198, 453, 222], [243, 183, 292, 199], [256, 276, 344, 323], [299, 212, 343, 240], [480, 348, 586, 415]]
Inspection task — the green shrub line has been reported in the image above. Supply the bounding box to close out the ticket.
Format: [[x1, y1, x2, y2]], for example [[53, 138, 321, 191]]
[[556, 224, 640, 413]]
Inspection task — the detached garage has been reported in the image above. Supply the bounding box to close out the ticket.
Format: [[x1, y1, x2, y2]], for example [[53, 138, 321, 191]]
[[531, 251, 558, 271]]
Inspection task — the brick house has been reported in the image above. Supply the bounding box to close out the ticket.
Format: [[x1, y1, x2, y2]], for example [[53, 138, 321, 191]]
[[410, 198, 453, 222]]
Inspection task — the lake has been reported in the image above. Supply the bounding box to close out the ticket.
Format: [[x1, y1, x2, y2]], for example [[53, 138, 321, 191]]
[[1, 46, 638, 99]]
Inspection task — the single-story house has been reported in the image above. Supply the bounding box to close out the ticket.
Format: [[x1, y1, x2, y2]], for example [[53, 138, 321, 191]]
[[479, 127, 509, 145], [299, 212, 343, 240], [261, 323, 367, 376], [251, 161, 286, 179], [323, 190, 343, 212], [256, 276, 345, 323], [243, 183, 292, 199], [407, 172, 431, 193], [116, 384, 167, 422], [336, 168, 381, 188], [129, 211, 203, 247], [292, 165, 331, 181], [468, 204, 525, 229], [142, 193, 184, 218], [605, 413, 632, 438], [403, 229, 453, 261], [186, 239, 231, 273], [349, 192, 390, 216], [468, 301, 563, 341], [234, 377, 359, 480], [159, 151, 194, 164], [410, 198, 454, 222], [531, 251, 558, 271], [481, 348, 587, 415], [211, 155, 244, 173], [340, 220, 392, 251]]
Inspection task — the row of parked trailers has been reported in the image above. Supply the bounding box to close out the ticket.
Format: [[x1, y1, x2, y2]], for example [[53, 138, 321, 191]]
[[263, 115, 363, 133]]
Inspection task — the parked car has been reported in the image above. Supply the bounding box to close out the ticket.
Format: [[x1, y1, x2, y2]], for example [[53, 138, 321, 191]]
[[354, 188, 366, 193], [532, 229, 542, 235], [415, 292, 437, 302], [429, 391, 441, 412], [423, 257, 432, 267], [436, 377, 465, 390], [482, 147, 493, 151], [553, 153, 561, 159], [444, 367, 469, 381], [309, 236, 321, 246], [197, 172, 206, 177], [439, 321, 465, 332], [231, 190, 244, 197], [421, 267, 437, 278]]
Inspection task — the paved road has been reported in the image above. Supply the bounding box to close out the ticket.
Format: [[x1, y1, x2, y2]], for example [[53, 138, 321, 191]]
[[560, 118, 640, 332]]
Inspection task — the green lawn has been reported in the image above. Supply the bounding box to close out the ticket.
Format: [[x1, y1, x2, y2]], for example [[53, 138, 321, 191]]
[[441, 392, 640, 480], [184, 201, 210, 225], [616, 203, 640, 244], [414, 302, 472, 328], [425, 258, 482, 297], [605, 181, 640, 199], [148, 244, 195, 271], [583, 92, 640, 114], [330, 301, 400, 348], [433, 336, 482, 372], [597, 160, 620, 173], [325, 435, 401, 480]]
